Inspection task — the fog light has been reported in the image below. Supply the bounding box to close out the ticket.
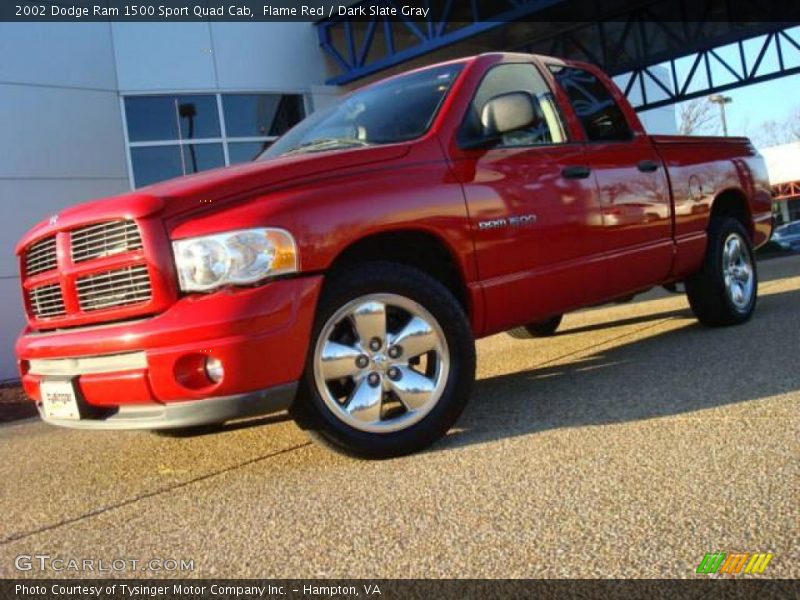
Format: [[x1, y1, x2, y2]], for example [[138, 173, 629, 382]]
[[205, 357, 224, 383]]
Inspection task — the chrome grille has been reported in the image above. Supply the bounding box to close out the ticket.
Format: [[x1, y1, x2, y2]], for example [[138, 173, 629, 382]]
[[25, 235, 58, 276], [71, 220, 142, 263], [28, 283, 66, 319], [76, 265, 152, 312]]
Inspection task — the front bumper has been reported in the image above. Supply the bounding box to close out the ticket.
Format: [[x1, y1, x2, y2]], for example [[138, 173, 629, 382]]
[[16, 275, 323, 428], [36, 382, 297, 430]]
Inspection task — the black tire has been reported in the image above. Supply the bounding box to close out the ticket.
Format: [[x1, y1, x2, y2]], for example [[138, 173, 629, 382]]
[[507, 314, 563, 339], [290, 262, 476, 459], [685, 217, 758, 327]]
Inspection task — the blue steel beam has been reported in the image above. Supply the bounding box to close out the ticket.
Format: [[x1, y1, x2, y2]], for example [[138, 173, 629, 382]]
[[317, 0, 569, 85], [317, 0, 800, 111], [615, 27, 800, 110]]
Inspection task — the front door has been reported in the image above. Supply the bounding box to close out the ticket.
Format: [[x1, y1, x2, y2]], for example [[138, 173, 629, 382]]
[[449, 61, 608, 334]]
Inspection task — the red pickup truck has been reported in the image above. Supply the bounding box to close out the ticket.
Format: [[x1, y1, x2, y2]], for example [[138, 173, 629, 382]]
[[15, 53, 772, 457]]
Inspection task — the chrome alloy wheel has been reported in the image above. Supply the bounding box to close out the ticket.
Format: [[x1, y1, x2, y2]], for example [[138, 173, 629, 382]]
[[312, 293, 450, 433], [722, 233, 754, 311]]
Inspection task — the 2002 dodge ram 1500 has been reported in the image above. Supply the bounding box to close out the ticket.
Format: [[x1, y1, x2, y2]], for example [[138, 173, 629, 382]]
[[16, 53, 773, 457]]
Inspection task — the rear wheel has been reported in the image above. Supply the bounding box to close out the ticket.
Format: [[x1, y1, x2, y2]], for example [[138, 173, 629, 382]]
[[291, 262, 475, 458], [686, 217, 757, 326], [507, 314, 563, 339]]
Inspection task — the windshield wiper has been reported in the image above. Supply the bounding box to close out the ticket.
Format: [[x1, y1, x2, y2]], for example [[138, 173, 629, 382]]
[[282, 138, 370, 156]]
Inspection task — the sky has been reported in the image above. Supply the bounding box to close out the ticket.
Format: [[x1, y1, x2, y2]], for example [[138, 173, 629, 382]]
[[706, 74, 800, 138]]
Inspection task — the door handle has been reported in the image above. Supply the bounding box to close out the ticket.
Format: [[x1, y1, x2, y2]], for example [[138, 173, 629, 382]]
[[637, 159, 660, 173], [562, 165, 592, 179]]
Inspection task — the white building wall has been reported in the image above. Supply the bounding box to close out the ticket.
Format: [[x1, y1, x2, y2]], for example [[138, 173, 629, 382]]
[[111, 22, 329, 95], [0, 23, 129, 380], [0, 22, 331, 381], [760, 142, 800, 186], [637, 105, 678, 134]]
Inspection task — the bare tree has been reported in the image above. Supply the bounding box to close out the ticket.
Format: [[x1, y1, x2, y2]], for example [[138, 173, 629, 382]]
[[678, 98, 718, 135], [753, 105, 800, 148]]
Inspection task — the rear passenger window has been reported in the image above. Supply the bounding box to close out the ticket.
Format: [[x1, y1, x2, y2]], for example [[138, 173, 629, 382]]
[[460, 63, 567, 148], [548, 65, 632, 142]]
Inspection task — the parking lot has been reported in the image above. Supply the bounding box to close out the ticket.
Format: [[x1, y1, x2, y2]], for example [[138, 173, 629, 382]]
[[0, 255, 797, 579]]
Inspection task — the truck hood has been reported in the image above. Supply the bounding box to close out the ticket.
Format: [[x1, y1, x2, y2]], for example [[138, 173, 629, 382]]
[[17, 144, 411, 253]]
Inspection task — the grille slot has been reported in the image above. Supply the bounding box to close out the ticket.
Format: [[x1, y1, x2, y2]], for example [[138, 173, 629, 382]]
[[28, 283, 66, 319], [76, 265, 152, 312], [25, 236, 58, 276], [71, 220, 142, 263]]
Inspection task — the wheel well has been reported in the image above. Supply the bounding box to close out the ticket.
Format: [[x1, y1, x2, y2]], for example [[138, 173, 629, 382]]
[[710, 189, 753, 238], [327, 230, 469, 313]]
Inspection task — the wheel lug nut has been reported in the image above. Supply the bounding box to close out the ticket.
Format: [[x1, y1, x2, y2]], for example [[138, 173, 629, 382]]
[[387, 367, 401, 381], [355, 355, 369, 369], [369, 337, 382, 351], [367, 372, 381, 387], [388, 346, 402, 359]]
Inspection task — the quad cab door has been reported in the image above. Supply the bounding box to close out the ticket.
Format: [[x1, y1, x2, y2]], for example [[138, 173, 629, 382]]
[[446, 60, 608, 335], [547, 63, 674, 295]]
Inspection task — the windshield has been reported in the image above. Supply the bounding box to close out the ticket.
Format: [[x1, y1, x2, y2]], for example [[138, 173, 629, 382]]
[[261, 63, 464, 158]]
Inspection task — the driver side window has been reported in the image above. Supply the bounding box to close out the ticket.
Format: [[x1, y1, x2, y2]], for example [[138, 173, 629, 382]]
[[460, 63, 568, 148]]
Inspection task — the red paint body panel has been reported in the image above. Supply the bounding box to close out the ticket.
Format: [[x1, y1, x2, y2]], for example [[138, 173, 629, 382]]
[[78, 370, 154, 406], [17, 277, 320, 405], [14, 53, 773, 413]]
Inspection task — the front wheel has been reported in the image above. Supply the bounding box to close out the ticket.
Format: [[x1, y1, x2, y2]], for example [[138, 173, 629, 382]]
[[291, 262, 476, 459], [686, 217, 758, 326]]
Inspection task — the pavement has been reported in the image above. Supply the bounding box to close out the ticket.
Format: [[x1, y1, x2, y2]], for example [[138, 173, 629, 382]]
[[0, 255, 798, 579]]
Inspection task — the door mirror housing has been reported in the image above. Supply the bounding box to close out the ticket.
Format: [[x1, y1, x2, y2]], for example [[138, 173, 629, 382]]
[[481, 91, 541, 137], [460, 91, 545, 149]]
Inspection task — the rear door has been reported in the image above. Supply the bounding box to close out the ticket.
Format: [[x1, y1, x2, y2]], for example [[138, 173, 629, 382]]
[[548, 63, 674, 294], [448, 61, 607, 334]]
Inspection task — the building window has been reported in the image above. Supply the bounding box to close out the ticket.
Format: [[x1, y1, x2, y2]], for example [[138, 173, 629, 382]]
[[123, 92, 306, 188]]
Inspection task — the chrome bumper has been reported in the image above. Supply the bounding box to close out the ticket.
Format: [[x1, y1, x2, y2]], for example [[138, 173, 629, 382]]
[[37, 382, 297, 430]]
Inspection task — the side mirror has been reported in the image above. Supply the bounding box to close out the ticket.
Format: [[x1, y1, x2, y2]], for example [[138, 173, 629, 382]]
[[480, 91, 541, 137]]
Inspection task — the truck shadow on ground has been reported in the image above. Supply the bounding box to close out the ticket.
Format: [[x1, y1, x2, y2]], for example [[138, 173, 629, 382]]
[[436, 285, 798, 453], [548, 306, 689, 336]]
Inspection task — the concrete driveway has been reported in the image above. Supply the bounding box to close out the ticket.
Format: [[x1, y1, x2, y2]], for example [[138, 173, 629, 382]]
[[1, 256, 798, 579]]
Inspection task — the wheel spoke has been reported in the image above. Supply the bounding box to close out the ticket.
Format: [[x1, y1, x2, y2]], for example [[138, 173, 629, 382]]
[[350, 301, 386, 347], [731, 282, 744, 305], [390, 316, 438, 359], [346, 378, 383, 423], [320, 341, 362, 380], [732, 238, 743, 262], [389, 366, 436, 411], [726, 238, 740, 264]]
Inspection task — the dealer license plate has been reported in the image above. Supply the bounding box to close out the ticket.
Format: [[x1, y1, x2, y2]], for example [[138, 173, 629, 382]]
[[40, 379, 81, 420]]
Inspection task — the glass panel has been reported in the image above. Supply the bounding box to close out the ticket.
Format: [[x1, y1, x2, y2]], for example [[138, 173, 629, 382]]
[[223, 94, 305, 138], [263, 64, 463, 158], [460, 63, 567, 147], [130, 143, 225, 187], [125, 95, 220, 142], [228, 141, 272, 164], [548, 65, 633, 142]]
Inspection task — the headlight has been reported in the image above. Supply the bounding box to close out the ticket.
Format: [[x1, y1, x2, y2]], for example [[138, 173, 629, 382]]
[[173, 228, 298, 292]]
